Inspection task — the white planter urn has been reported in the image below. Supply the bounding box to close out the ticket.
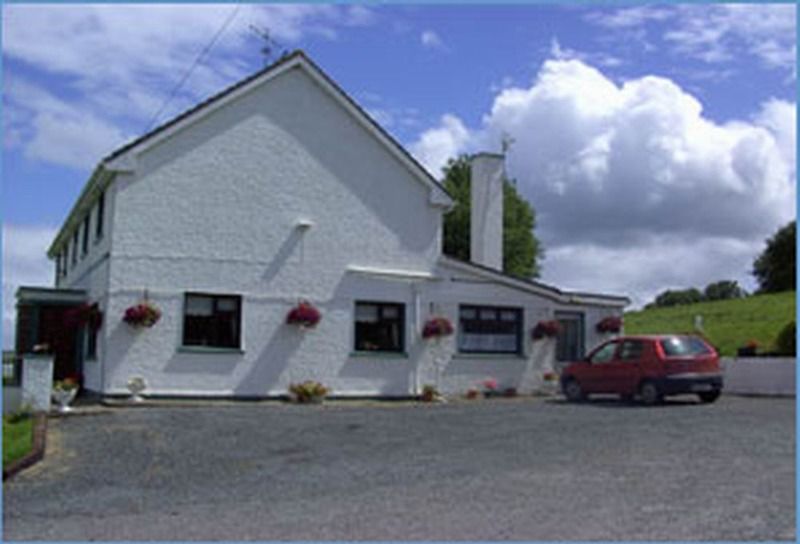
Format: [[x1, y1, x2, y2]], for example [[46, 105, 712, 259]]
[[52, 388, 78, 413]]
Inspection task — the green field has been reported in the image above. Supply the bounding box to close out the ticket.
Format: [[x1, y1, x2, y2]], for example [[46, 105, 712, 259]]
[[3, 416, 34, 467], [625, 291, 796, 356]]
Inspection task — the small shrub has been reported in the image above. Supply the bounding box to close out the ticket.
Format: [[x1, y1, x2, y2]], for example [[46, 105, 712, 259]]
[[465, 388, 481, 400], [774, 321, 796, 356], [288, 380, 329, 403]]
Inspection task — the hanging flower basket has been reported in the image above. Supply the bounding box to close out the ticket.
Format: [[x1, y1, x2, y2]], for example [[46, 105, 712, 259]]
[[286, 301, 321, 329], [123, 301, 162, 328], [596, 316, 622, 334], [64, 303, 103, 331], [532, 320, 561, 340], [422, 316, 454, 339]]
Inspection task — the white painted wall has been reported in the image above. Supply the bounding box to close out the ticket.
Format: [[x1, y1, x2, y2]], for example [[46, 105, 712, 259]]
[[81, 63, 626, 398], [722, 357, 796, 397]]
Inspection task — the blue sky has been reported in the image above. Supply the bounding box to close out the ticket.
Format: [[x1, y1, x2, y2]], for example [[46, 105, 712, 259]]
[[2, 3, 797, 347]]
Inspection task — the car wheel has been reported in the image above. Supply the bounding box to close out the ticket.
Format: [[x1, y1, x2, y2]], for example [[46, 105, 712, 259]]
[[639, 381, 662, 406], [698, 390, 721, 404], [563, 379, 585, 402]]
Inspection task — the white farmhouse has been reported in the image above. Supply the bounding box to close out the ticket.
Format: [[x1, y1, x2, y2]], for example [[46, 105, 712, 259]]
[[16, 51, 628, 398]]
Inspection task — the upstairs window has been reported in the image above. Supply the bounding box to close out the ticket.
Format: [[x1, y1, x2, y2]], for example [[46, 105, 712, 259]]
[[458, 305, 523, 354], [71, 231, 79, 266], [354, 301, 405, 353], [81, 215, 90, 256], [95, 191, 105, 240], [182, 293, 241, 349]]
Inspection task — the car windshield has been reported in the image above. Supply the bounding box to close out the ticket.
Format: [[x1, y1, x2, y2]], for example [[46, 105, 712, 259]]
[[660, 336, 711, 357]]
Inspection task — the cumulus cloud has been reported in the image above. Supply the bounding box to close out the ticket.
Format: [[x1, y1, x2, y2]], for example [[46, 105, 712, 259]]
[[409, 114, 471, 177], [2, 225, 57, 349], [409, 57, 795, 305]]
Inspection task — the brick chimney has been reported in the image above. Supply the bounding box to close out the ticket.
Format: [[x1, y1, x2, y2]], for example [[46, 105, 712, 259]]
[[470, 153, 504, 270]]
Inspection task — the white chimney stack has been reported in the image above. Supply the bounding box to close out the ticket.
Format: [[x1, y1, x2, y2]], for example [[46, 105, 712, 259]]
[[470, 152, 504, 270]]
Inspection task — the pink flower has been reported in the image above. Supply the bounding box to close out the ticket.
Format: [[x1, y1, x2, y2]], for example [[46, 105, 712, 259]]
[[422, 316, 454, 339], [286, 301, 322, 328]]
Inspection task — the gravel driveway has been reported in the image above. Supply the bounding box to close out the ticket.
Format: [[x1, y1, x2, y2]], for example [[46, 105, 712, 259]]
[[3, 395, 795, 540]]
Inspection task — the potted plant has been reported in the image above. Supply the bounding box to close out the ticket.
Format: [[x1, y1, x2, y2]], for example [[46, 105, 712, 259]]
[[127, 376, 147, 402], [465, 387, 481, 400], [286, 301, 322, 329], [541, 371, 559, 396], [288, 380, 329, 403], [422, 316, 454, 339], [596, 316, 622, 334], [52, 376, 80, 413], [482, 378, 500, 398], [421, 384, 440, 402], [123, 301, 161, 328], [532, 320, 561, 340]]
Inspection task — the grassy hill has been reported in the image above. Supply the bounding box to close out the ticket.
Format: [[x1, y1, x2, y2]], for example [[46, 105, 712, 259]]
[[624, 291, 795, 356]]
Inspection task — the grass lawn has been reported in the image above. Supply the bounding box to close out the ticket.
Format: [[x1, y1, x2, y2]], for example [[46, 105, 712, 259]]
[[3, 415, 34, 467], [625, 291, 795, 356]]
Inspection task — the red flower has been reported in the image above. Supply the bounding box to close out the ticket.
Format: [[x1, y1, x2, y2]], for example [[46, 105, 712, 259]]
[[596, 316, 622, 334], [286, 301, 321, 328], [123, 302, 161, 328], [422, 316, 453, 339], [532, 320, 561, 340]]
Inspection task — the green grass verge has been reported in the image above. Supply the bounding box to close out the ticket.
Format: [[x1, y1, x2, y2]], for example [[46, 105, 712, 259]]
[[625, 291, 796, 356], [3, 415, 34, 467]]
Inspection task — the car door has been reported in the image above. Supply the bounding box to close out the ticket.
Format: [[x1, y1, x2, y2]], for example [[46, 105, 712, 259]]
[[599, 339, 645, 394], [581, 340, 619, 393]]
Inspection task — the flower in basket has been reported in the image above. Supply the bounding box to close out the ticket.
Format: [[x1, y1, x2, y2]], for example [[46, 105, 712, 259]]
[[532, 320, 561, 340], [288, 380, 329, 403], [596, 316, 622, 334], [422, 316, 454, 339], [123, 301, 161, 328], [53, 376, 79, 392], [286, 301, 321, 328]]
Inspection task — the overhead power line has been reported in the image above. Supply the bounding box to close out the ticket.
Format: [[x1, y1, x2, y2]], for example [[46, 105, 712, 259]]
[[143, 3, 242, 133]]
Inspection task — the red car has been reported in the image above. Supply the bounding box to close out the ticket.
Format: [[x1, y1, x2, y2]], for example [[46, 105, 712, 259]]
[[560, 335, 723, 405]]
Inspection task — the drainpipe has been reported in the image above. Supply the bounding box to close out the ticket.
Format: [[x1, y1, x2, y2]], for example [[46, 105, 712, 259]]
[[412, 283, 421, 396]]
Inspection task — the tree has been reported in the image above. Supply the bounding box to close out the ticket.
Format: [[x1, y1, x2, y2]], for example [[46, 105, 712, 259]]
[[651, 288, 704, 308], [753, 221, 796, 293], [703, 280, 746, 301], [441, 156, 543, 278]]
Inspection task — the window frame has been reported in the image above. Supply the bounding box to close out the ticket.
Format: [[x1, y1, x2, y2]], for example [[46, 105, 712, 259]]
[[457, 304, 524, 355], [181, 292, 242, 350], [95, 191, 105, 241], [81, 215, 90, 257], [71, 231, 79, 266], [353, 300, 406, 354]]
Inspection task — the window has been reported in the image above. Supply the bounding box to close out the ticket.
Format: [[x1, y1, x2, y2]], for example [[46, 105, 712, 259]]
[[60, 251, 67, 277], [660, 336, 711, 357], [556, 312, 585, 362], [619, 340, 644, 361], [81, 215, 90, 256], [458, 305, 522, 354], [95, 191, 105, 240], [354, 301, 405, 352], [590, 342, 618, 364], [182, 293, 241, 348], [71, 231, 79, 266]]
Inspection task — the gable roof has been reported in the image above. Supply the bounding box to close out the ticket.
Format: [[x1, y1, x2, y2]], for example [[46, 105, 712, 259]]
[[48, 50, 453, 257]]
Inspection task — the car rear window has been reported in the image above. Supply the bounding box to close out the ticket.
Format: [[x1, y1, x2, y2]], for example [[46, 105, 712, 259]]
[[659, 336, 712, 357]]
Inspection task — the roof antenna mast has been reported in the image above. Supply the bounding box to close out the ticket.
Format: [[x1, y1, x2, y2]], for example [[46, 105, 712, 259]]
[[249, 25, 288, 66]]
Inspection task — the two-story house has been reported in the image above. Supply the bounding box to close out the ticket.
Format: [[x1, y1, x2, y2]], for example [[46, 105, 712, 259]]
[[15, 51, 628, 398]]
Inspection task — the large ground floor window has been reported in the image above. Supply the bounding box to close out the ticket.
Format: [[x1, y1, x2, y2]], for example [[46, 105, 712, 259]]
[[183, 293, 241, 348], [354, 301, 405, 353], [458, 305, 523, 354]]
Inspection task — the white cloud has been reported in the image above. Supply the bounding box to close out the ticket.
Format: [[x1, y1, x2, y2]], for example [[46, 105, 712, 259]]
[[409, 114, 471, 177], [2, 225, 57, 349], [549, 37, 623, 68], [1, 4, 376, 170], [587, 4, 797, 78], [421, 30, 444, 50], [410, 57, 795, 304]]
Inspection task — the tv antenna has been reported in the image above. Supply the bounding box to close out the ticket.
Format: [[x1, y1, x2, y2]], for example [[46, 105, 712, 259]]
[[249, 25, 287, 66]]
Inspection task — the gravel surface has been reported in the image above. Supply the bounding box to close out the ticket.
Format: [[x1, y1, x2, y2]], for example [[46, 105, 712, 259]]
[[3, 395, 795, 540]]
